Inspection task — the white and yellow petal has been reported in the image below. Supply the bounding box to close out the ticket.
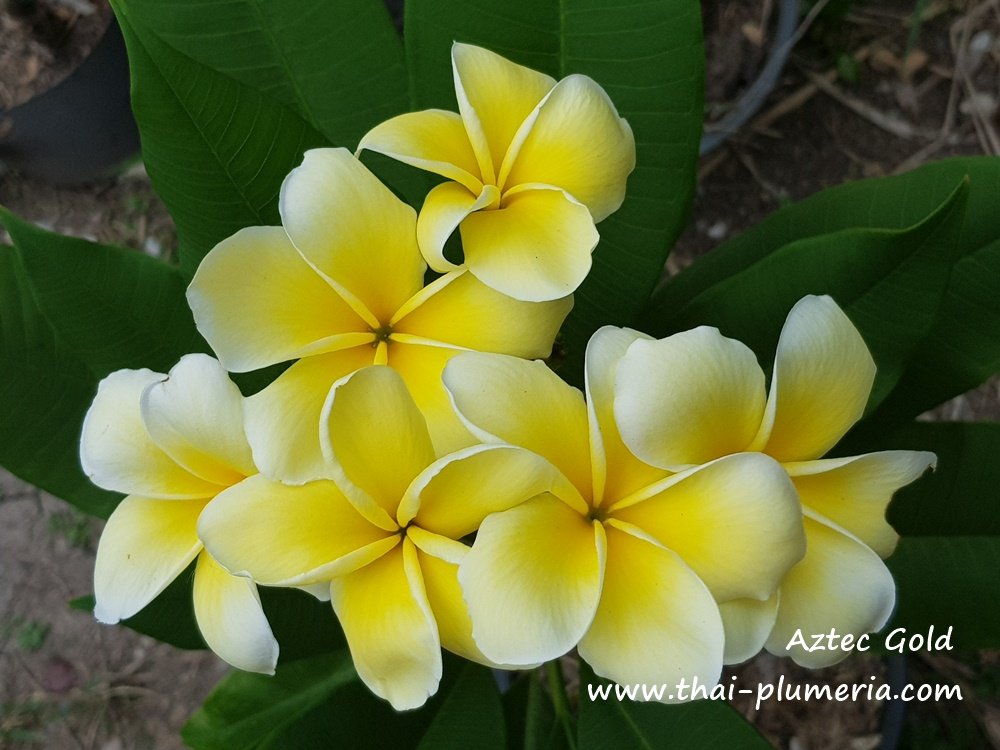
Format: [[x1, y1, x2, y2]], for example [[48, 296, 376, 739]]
[[443, 352, 591, 505], [186, 226, 370, 372], [244, 346, 375, 484], [392, 270, 572, 359], [321, 366, 436, 522], [753, 295, 876, 462], [502, 74, 634, 222], [383, 342, 475, 457], [766, 514, 895, 668], [279, 148, 425, 324], [786, 450, 936, 557], [414, 549, 493, 666], [191, 551, 279, 674], [357, 109, 484, 193], [415, 182, 499, 273], [93, 496, 205, 623], [579, 523, 723, 697], [401, 444, 563, 537], [612, 453, 804, 603], [452, 42, 556, 183], [459, 186, 598, 302], [198, 475, 397, 585], [81, 369, 219, 499], [140, 354, 255, 487], [615, 328, 766, 469], [331, 540, 443, 711], [718, 595, 779, 665], [459, 494, 604, 666], [584, 326, 666, 508]]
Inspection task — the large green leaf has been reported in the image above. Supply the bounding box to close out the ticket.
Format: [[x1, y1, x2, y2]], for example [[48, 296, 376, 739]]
[[405, 0, 705, 385], [72, 577, 347, 660], [417, 664, 505, 750], [875, 423, 1000, 650], [865, 237, 1000, 427], [648, 156, 1000, 318], [639, 179, 969, 410], [0, 246, 118, 517], [118, 0, 407, 147], [111, 1, 328, 275], [0, 205, 215, 517], [183, 650, 360, 750], [70, 567, 205, 650], [184, 651, 501, 750], [577, 663, 769, 749], [883, 422, 1000, 537], [503, 673, 568, 750], [0, 206, 205, 377], [888, 537, 1000, 651]]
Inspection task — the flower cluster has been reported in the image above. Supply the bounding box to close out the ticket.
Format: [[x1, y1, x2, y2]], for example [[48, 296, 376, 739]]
[[81, 43, 933, 710]]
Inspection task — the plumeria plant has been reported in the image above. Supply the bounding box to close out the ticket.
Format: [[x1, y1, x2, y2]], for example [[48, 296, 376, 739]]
[[1, 1, 998, 747]]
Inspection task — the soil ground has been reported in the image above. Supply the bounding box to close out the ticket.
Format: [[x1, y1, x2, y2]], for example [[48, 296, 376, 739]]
[[1, 0, 999, 748]]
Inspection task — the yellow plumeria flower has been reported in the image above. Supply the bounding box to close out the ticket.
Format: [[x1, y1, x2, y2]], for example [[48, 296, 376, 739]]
[[357, 43, 635, 303], [199, 366, 560, 710], [613, 295, 937, 667], [443, 331, 804, 696], [187, 147, 571, 485], [79, 354, 278, 674]]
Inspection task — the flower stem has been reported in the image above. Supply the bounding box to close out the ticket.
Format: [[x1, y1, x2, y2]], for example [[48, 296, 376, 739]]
[[545, 659, 577, 749]]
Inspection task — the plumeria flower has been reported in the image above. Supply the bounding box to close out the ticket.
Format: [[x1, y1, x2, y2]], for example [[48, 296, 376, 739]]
[[187, 147, 571, 485], [357, 43, 635, 302], [79, 354, 278, 674], [199, 366, 561, 710], [613, 295, 937, 667], [443, 331, 804, 696]]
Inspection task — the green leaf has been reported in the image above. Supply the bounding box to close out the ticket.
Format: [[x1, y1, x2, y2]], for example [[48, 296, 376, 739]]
[[648, 156, 1000, 318], [73, 577, 347, 659], [641, 178, 970, 411], [577, 663, 769, 749], [111, 2, 328, 275], [184, 650, 497, 750], [404, 0, 705, 384], [883, 422, 1000, 537], [865, 236, 1000, 426], [183, 650, 360, 750], [0, 246, 118, 517], [119, 0, 408, 148], [876, 423, 1000, 650], [417, 664, 505, 750], [503, 673, 567, 750], [888, 537, 1000, 651], [0, 206, 205, 377], [263, 587, 347, 665]]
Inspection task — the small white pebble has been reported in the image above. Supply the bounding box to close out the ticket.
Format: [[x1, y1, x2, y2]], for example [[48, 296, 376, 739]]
[[143, 236, 163, 258], [706, 221, 728, 240], [969, 30, 995, 59], [960, 92, 998, 118]]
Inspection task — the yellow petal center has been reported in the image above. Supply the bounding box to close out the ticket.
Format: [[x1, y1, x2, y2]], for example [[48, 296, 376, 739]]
[[371, 324, 394, 345]]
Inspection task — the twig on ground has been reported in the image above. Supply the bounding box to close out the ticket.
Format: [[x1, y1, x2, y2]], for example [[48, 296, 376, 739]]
[[751, 41, 882, 135], [734, 149, 788, 202], [805, 69, 937, 139], [920, 653, 1000, 746]]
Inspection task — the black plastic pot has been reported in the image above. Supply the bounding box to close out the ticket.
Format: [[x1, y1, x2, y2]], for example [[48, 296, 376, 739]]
[[0, 15, 139, 185]]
